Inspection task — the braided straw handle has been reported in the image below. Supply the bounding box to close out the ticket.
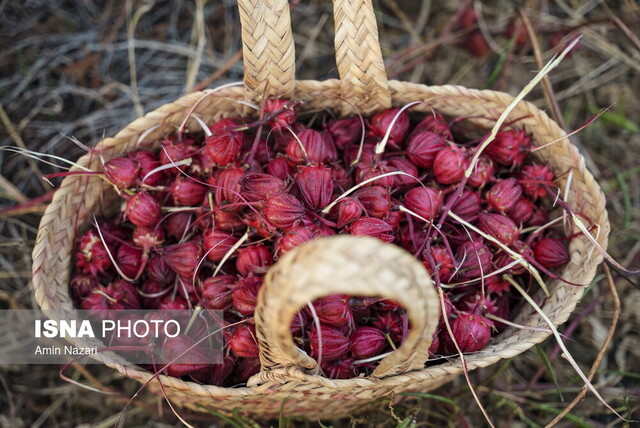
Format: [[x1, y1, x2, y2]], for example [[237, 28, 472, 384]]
[[251, 236, 440, 382], [238, 0, 391, 114]]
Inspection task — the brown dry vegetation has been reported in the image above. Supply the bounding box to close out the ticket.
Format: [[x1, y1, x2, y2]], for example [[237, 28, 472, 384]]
[[0, 1, 639, 427]]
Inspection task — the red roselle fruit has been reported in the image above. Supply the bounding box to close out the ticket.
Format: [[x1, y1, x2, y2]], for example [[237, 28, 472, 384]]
[[236, 244, 273, 276], [146, 255, 175, 284], [350, 326, 387, 359], [109, 279, 141, 309], [295, 165, 334, 210], [138, 279, 170, 308], [227, 324, 259, 358], [447, 189, 482, 222], [332, 197, 363, 228], [70, 274, 98, 301], [81, 287, 126, 311], [204, 129, 243, 166], [232, 277, 262, 316], [129, 150, 162, 186], [355, 161, 396, 187], [456, 241, 493, 280], [264, 97, 297, 130], [158, 295, 189, 310], [354, 186, 391, 219], [448, 312, 493, 353], [240, 173, 285, 202], [170, 175, 207, 206], [506, 195, 534, 224], [455, 6, 491, 58], [321, 358, 358, 379], [265, 157, 291, 180], [213, 210, 245, 232], [215, 167, 246, 209], [407, 131, 448, 168], [310, 295, 353, 328], [348, 217, 394, 243], [201, 275, 235, 310], [275, 226, 314, 256], [371, 311, 404, 344], [125, 192, 162, 228], [326, 117, 362, 148], [367, 108, 410, 149], [403, 187, 443, 221], [286, 128, 335, 164], [309, 325, 351, 362], [388, 157, 418, 187], [486, 178, 522, 213], [413, 112, 452, 139], [519, 163, 555, 200], [160, 336, 210, 377], [103, 157, 140, 189], [434, 146, 468, 184], [75, 229, 113, 277], [485, 129, 531, 166], [133, 229, 164, 253], [532, 237, 569, 268], [422, 245, 456, 283], [162, 240, 202, 279], [115, 244, 144, 279], [478, 212, 520, 245], [467, 155, 495, 188], [263, 193, 305, 229], [204, 228, 240, 262]]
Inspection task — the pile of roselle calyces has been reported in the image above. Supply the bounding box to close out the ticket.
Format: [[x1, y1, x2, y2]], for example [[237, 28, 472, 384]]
[[71, 98, 571, 385]]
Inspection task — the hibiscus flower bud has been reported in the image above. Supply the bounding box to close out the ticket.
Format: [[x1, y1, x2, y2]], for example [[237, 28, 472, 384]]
[[354, 186, 391, 219], [263, 193, 305, 229], [295, 165, 334, 210], [367, 108, 410, 149], [227, 324, 259, 358], [350, 326, 387, 359], [348, 217, 394, 242]]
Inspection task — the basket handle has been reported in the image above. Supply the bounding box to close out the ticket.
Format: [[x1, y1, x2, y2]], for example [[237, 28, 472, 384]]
[[237, 0, 391, 114], [251, 236, 440, 381]]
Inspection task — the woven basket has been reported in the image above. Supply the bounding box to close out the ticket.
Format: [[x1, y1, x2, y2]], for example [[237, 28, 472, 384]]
[[32, 0, 610, 420]]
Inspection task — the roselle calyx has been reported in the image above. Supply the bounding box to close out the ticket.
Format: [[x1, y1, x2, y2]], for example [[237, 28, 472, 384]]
[[519, 163, 555, 200], [310, 295, 353, 328], [486, 178, 522, 213], [434, 146, 468, 184], [204, 228, 240, 262], [104, 157, 140, 189], [162, 240, 202, 279], [275, 226, 314, 256], [456, 241, 493, 280], [404, 187, 443, 221], [348, 217, 394, 243], [227, 324, 259, 358], [204, 130, 243, 166], [236, 244, 273, 276], [532, 237, 569, 268], [115, 244, 144, 279], [309, 325, 350, 362], [170, 175, 207, 206], [332, 197, 363, 228], [467, 155, 495, 188], [326, 117, 362, 148], [350, 326, 387, 359], [508, 197, 535, 224], [75, 229, 113, 277], [485, 129, 531, 166], [407, 131, 447, 168], [263, 193, 305, 229], [232, 276, 262, 316], [295, 165, 334, 210], [478, 212, 520, 245], [201, 275, 235, 310], [354, 186, 391, 219], [448, 312, 493, 353], [447, 189, 482, 222], [286, 128, 335, 164], [368, 108, 410, 149]]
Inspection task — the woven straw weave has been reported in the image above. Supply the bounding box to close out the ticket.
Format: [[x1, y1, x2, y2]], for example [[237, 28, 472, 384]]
[[32, 0, 609, 420]]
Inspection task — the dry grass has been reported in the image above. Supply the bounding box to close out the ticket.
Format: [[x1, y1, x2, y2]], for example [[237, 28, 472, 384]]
[[1, 0, 639, 426]]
